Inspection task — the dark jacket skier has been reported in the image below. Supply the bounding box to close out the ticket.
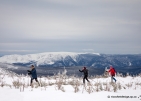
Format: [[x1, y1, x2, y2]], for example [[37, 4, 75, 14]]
[[27, 65, 40, 86], [79, 67, 90, 84]]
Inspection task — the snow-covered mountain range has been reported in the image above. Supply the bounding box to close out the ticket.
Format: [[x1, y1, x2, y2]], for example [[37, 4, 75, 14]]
[[0, 52, 100, 67], [0, 52, 141, 68]]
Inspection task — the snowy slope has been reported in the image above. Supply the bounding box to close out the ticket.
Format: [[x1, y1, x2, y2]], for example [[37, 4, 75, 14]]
[[0, 73, 141, 101]]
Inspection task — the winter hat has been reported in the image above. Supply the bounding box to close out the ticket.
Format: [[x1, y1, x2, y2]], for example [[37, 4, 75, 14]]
[[31, 65, 35, 68], [84, 67, 86, 69], [110, 66, 113, 69]]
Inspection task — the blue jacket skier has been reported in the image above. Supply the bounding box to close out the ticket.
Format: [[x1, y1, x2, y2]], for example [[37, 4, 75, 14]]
[[27, 65, 40, 86]]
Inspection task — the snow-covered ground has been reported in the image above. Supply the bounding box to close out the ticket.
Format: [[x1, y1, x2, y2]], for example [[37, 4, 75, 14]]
[[0, 68, 141, 101]]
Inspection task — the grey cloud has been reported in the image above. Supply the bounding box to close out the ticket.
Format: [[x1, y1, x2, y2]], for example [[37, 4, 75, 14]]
[[0, 0, 141, 55]]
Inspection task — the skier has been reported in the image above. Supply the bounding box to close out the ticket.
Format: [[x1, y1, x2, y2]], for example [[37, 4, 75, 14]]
[[27, 65, 40, 86], [79, 67, 90, 84], [106, 66, 117, 82]]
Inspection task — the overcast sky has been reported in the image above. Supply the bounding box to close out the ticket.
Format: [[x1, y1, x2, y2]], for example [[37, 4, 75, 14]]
[[0, 0, 141, 56]]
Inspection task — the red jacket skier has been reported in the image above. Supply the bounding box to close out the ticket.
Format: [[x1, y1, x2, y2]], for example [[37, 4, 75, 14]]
[[108, 66, 116, 76], [107, 66, 117, 82]]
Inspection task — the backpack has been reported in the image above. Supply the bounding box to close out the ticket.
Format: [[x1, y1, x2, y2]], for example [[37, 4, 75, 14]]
[[113, 68, 116, 73], [84, 69, 88, 75]]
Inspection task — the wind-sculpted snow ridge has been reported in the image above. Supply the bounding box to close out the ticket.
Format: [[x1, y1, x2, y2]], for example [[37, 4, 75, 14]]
[[0, 67, 17, 75]]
